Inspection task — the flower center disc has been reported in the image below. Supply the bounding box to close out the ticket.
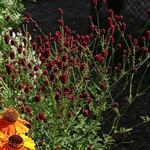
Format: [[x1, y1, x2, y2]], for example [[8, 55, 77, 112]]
[[8, 134, 23, 148], [3, 108, 19, 123]]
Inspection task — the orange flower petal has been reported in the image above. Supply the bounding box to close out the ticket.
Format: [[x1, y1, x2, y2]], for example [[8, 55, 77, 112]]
[[15, 121, 29, 134], [18, 118, 30, 125], [0, 117, 29, 135]]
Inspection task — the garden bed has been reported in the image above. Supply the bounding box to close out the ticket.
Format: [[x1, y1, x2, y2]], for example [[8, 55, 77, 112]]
[[20, 1, 150, 149], [0, 1, 150, 150]]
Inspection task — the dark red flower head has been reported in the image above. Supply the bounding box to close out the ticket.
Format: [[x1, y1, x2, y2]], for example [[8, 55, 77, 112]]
[[109, 9, 114, 17], [25, 106, 32, 114], [55, 92, 61, 101], [60, 72, 68, 84], [36, 112, 45, 121], [58, 19, 64, 26], [83, 109, 90, 117], [95, 54, 104, 63], [43, 69, 49, 75], [24, 84, 31, 93], [91, 0, 98, 6], [4, 35, 11, 44], [37, 35, 42, 42], [147, 8, 150, 19], [58, 8, 64, 16], [10, 51, 15, 59], [87, 144, 93, 150], [6, 64, 13, 74], [34, 95, 41, 103], [55, 146, 61, 150]]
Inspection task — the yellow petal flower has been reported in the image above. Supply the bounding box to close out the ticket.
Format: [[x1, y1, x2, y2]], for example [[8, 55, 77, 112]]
[[0, 132, 35, 150]]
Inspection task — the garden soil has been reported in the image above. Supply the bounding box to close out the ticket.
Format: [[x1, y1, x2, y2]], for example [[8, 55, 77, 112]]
[[23, 0, 90, 35], [22, 1, 150, 150]]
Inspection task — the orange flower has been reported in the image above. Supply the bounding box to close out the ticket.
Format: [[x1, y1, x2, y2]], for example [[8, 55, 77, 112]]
[[0, 132, 35, 150], [0, 108, 30, 135]]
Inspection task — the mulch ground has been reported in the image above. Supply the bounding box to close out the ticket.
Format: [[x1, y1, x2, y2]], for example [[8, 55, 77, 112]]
[[22, 0, 90, 35]]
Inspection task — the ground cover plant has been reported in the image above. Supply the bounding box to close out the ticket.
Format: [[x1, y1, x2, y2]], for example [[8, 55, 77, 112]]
[[0, 1, 150, 150]]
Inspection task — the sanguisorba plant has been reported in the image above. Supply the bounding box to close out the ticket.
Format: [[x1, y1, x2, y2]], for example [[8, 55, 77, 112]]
[[0, 6, 150, 150]]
